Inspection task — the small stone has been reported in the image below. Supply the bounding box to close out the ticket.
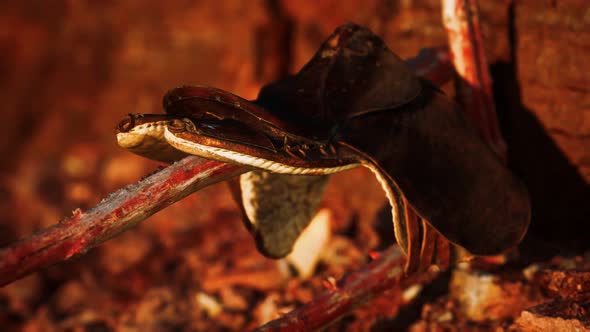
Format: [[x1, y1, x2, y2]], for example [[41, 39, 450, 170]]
[[402, 284, 423, 303], [450, 266, 542, 322], [514, 299, 590, 332], [285, 208, 332, 279], [195, 292, 222, 318], [536, 269, 590, 301], [219, 287, 248, 311], [253, 293, 280, 326]]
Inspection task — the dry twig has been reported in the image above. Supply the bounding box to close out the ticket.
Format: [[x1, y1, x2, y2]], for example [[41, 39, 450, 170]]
[[443, 0, 507, 159], [0, 157, 245, 286], [0, 46, 452, 288]]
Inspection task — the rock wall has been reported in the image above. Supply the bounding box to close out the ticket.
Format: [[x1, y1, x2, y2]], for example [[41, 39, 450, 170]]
[[511, 0, 590, 249]]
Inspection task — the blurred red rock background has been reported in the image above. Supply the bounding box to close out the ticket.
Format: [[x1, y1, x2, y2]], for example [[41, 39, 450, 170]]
[[0, 0, 588, 331]]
